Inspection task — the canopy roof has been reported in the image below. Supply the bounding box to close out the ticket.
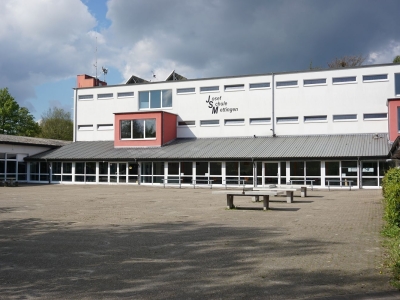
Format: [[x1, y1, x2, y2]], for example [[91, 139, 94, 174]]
[[26, 133, 390, 162]]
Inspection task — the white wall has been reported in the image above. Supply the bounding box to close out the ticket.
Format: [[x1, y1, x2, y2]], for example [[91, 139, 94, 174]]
[[75, 64, 400, 141], [0, 144, 52, 159]]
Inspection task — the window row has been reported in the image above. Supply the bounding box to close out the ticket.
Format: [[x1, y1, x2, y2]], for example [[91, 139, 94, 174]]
[[178, 73, 391, 94], [78, 124, 114, 131], [78, 92, 134, 100], [277, 113, 387, 123], [78, 73, 399, 102], [276, 74, 389, 88], [178, 113, 388, 127], [26, 160, 393, 187]]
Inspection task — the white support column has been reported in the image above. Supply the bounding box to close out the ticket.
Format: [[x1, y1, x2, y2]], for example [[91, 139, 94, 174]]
[[321, 161, 326, 188]]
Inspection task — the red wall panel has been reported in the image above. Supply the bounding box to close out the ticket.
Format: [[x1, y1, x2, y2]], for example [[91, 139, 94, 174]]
[[114, 111, 177, 147], [388, 98, 400, 142]]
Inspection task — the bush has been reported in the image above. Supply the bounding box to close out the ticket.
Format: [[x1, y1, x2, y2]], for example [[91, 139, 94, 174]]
[[381, 167, 400, 288], [382, 168, 400, 228]]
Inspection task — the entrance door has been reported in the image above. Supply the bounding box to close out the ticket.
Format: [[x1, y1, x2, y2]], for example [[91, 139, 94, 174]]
[[264, 162, 279, 186], [118, 163, 127, 183]]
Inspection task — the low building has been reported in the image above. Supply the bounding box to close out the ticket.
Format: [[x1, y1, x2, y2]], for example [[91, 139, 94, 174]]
[[0, 134, 70, 182]]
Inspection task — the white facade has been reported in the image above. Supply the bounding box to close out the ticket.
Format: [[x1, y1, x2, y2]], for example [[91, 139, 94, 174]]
[[74, 64, 400, 142]]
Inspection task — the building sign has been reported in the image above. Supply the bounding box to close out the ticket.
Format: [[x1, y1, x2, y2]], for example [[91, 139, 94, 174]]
[[206, 95, 238, 114]]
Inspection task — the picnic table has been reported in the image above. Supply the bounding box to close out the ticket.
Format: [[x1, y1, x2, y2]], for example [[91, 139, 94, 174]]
[[192, 179, 214, 189], [213, 190, 279, 210], [161, 178, 182, 188], [253, 187, 299, 203], [287, 179, 314, 191], [2, 178, 18, 187]]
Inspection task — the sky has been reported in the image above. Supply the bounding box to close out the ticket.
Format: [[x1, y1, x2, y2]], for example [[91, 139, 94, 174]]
[[1, 0, 400, 120]]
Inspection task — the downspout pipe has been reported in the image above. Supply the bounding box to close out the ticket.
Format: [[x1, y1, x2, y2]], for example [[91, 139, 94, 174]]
[[271, 73, 276, 137], [73, 88, 78, 142]]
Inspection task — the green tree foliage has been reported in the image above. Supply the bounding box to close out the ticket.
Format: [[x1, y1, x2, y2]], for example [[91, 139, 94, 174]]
[[393, 55, 400, 64], [0, 88, 40, 137], [327, 55, 366, 68], [39, 107, 73, 141]]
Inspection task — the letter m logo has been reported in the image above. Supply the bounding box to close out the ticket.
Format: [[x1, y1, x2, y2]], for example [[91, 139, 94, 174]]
[[211, 106, 218, 114]]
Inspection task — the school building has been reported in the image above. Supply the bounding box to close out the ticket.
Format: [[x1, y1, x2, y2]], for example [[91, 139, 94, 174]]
[[2, 63, 400, 188]]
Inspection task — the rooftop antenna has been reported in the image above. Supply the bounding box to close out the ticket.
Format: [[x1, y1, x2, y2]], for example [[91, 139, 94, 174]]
[[102, 66, 108, 82], [93, 36, 98, 85]]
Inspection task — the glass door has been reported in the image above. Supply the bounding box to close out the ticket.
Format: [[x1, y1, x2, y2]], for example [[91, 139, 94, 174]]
[[264, 162, 279, 186], [109, 162, 118, 183], [118, 163, 127, 183]]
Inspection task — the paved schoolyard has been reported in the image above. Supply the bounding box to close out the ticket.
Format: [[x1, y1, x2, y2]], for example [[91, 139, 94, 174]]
[[0, 184, 399, 299]]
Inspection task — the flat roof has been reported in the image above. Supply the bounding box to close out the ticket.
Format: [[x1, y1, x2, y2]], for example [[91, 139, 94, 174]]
[[0, 134, 71, 148]]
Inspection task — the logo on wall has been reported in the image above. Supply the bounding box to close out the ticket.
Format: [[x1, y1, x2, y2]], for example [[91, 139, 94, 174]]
[[206, 95, 238, 114]]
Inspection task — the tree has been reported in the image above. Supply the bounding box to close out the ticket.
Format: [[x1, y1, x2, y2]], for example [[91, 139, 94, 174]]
[[327, 55, 366, 68], [39, 107, 73, 141], [0, 88, 40, 137], [393, 55, 400, 64]]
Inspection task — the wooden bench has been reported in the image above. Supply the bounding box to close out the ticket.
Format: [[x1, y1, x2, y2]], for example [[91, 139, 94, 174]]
[[2, 178, 18, 187], [213, 190, 279, 210]]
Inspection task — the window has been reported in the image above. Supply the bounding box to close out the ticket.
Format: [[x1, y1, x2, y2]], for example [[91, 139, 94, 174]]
[[78, 125, 94, 131], [200, 120, 219, 126], [178, 121, 195, 126], [97, 124, 113, 130], [78, 94, 93, 100], [200, 86, 219, 93], [304, 78, 326, 86], [250, 118, 271, 124], [304, 115, 327, 122], [97, 93, 113, 99], [276, 116, 298, 123], [332, 76, 356, 84], [224, 119, 244, 125], [363, 113, 387, 120], [249, 82, 270, 89], [396, 73, 400, 96], [120, 119, 156, 139], [363, 74, 388, 82], [75, 162, 96, 183], [276, 80, 298, 87], [139, 90, 172, 109], [117, 92, 134, 98], [177, 88, 195, 94], [333, 114, 357, 121], [224, 84, 244, 91]]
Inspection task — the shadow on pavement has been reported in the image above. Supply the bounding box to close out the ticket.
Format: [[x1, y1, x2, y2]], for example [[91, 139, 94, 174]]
[[0, 217, 396, 299]]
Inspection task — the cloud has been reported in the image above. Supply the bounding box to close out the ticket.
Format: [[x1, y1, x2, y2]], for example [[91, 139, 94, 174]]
[[367, 40, 400, 64], [2, 0, 400, 120], [0, 0, 97, 109], [104, 0, 400, 80]]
